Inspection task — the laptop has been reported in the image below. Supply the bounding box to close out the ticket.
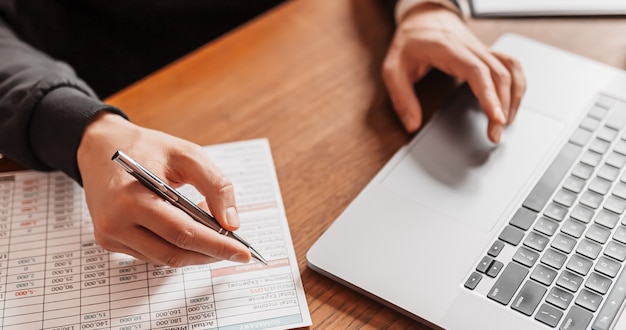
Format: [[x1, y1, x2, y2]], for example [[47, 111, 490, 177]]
[[469, 0, 626, 17], [307, 33, 626, 330]]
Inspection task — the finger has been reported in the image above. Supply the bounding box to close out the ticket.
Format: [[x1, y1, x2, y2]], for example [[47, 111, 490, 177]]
[[382, 51, 429, 132], [487, 120, 503, 144], [470, 48, 513, 122], [492, 51, 526, 124], [101, 224, 225, 267], [135, 195, 251, 263], [167, 145, 240, 231], [436, 44, 507, 128]]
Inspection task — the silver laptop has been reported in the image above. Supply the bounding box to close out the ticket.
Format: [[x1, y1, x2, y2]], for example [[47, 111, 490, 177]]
[[307, 34, 626, 330]]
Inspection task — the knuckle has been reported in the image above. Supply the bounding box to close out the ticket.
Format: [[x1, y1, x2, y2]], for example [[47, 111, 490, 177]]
[[468, 62, 489, 78], [492, 67, 511, 84], [209, 241, 228, 260], [173, 227, 196, 250], [215, 176, 234, 196]]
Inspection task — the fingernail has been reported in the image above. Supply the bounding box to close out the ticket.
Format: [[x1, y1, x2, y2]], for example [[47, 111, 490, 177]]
[[401, 113, 419, 132], [225, 207, 240, 227], [230, 253, 250, 263], [491, 125, 502, 144], [495, 106, 506, 125]]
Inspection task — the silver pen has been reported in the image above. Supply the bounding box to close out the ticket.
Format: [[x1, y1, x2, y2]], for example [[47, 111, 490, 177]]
[[112, 150, 267, 265]]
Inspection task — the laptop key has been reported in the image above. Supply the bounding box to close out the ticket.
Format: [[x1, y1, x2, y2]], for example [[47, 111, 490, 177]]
[[509, 207, 537, 230], [579, 116, 601, 132], [563, 175, 585, 193], [605, 151, 626, 169], [531, 264, 558, 286], [535, 216, 560, 236], [603, 195, 626, 214], [487, 262, 529, 305], [551, 233, 577, 254], [560, 305, 592, 330], [594, 209, 619, 229], [487, 240, 505, 257], [486, 260, 504, 278], [580, 150, 602, 167], [546, 287, 574, 310], [544, 202, 568, 220], [523, 142, 582, 212], [561, 218, 586, 238], [572, 162, 594, 180], [566, 254, 593, 276], [580, 190, 603, 209], [499, 225, 524, 246], [524, 231, 549, 252], [585, 224, 611, 244], [576, 239, 602, 259], [588, 177, 611, 195], [535, 303, 563, 328], [591, 264, 626, 330], [596, 126, 618, 142], [612, 182, 626, 199], [556, 270, 583, 292], [589, 138, 610, 154], [604, 241, 626, 261], [589, 105, 609, 119], [511, 280, 546, 316], [594, 256, 620, 278], [476, 255, 493, 273], [541, 248, 567, 270], [614, 139, 626, 155], [464, 272, 482, 290], [570, 205, 594, 224], [575, 289, 603, 312], [569, 129, 593, 147], [585, 272, 612, 295], [513, 246, 539, 268]]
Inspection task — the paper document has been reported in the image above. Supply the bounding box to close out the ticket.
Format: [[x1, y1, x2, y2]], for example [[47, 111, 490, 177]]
[[0, 138, 311, 329]]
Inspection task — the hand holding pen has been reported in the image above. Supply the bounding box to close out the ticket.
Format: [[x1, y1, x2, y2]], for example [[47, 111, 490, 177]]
[[76, 113, 265, 266], [113, 150, 266, 265]]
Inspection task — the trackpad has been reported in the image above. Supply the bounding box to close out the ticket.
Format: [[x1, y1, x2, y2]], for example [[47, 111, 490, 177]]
[[381, 88, 565, 232]]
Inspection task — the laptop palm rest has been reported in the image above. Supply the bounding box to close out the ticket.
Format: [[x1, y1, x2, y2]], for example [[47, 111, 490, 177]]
[[380, 86, 565, 232]]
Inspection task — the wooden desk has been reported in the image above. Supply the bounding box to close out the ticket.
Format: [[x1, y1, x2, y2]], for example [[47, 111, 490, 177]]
[[4, 0, 626, 328], [98, 2, 626, 329]]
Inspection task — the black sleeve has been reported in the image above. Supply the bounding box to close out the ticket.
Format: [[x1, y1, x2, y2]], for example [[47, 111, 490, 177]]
[[0, 15, 128, 185]]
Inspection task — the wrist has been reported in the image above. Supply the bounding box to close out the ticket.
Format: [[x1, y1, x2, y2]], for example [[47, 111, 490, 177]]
[[77, 112, 138, 179]]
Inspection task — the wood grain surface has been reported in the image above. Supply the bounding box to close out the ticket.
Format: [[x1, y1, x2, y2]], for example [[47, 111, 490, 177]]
[[3, 0, 626, 328]]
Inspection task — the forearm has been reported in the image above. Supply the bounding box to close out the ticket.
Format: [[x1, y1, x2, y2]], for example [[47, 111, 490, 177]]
[[0, 16, 127, 184]]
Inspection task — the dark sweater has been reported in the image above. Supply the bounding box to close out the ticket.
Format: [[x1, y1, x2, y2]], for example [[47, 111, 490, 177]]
[[0, 1, 283, 184]]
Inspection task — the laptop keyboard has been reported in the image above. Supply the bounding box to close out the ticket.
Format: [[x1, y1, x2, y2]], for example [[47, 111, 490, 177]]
[[465, 94, 626, 330]]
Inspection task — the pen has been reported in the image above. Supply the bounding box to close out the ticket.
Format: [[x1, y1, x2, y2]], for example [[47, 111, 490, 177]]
[[111, 150, 268, 266]]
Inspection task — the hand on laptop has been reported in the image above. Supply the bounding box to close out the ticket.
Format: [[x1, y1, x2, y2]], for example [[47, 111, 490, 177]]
[[382, 3, 526, 143], [76, 112, 251, 266]]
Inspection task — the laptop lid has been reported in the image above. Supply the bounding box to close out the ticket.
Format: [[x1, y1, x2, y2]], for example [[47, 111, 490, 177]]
[[469, 0, 626, 17], [307, 34, 626, 329]]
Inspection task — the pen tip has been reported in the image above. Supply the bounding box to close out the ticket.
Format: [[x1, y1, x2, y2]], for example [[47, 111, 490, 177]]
[[250, 249, 268, 266]]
